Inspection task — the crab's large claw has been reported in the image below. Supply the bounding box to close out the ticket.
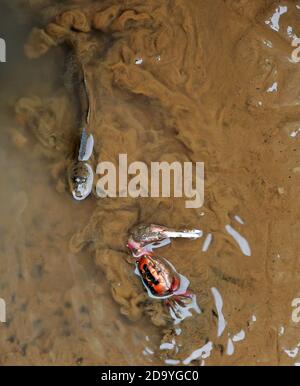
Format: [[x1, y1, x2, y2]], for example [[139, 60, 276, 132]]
[[163, 229, 203, 240], [128, 224, 169, 257], [127, 224, 202, 257], [147, 224, 203, 240]]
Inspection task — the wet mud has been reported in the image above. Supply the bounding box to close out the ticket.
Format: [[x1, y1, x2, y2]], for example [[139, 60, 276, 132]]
[[1, 0, 300, 365]]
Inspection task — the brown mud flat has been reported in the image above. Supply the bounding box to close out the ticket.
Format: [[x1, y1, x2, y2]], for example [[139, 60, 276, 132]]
[[0, 0, 300, 365]]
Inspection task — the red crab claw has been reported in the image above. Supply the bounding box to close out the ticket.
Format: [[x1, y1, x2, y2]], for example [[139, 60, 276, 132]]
[[127, 224, 202, 258]]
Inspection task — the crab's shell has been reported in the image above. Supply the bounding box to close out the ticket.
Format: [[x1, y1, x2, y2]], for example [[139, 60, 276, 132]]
[[137, 254, 180, 297]]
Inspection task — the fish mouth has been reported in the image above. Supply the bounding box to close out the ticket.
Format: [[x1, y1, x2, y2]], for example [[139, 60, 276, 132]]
[[72, 190, 89, 201], [72, 185, 92, 201]]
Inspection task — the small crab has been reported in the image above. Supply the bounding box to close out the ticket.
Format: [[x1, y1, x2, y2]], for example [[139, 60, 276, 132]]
[[128, 224, 202, 322], [68, 128, 94, 200], [136, 254, 181, 298]]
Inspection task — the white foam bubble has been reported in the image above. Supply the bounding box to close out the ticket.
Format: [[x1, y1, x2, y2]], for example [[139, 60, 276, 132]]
[[165, 359, 180, 365], [226, 338, 235, 356], [202, 233, 213, 252], [182, 342, 213, 365], [265, 6, 288, 32], [267, 82, 278, 93], [234, 215, 245, 225], [135, 57, 143, 65], [225, 225, 252, 256], [232, 330, 246, 342], [211, 287, 227, 337]]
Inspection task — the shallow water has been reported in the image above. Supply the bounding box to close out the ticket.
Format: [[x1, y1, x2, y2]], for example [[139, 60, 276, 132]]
[[1, 0, 300, 365]]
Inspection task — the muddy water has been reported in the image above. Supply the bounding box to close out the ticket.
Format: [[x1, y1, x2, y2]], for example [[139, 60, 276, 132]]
[[1, 0, 300, 365]]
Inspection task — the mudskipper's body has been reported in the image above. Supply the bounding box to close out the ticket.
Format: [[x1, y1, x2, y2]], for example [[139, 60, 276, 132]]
[[68, 128, 94, 200], [67, 59, 95, 201]]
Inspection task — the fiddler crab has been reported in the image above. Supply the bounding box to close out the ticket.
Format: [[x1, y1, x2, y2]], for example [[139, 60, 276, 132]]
[[127, 224, 202, 322], [67, 128, 94, 201]]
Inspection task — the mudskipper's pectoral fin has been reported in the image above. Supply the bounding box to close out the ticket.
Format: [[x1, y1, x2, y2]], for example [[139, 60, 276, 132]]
[[78, 129, 94, 161], [84, 134, 94, 161]]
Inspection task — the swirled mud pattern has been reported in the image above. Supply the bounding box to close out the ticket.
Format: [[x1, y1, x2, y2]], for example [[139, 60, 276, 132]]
[[1, 0, 300, 365]]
